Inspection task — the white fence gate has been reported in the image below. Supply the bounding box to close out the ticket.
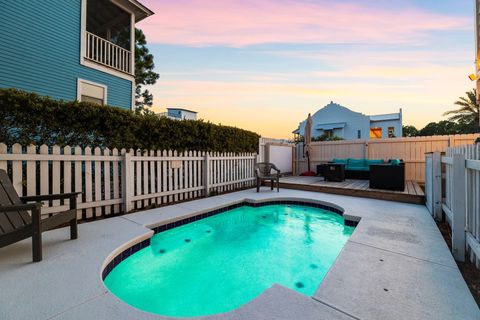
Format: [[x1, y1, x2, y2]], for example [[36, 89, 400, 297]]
[[258, 138, 295, 174], [425, 144, 480, 267], [0, 144, 257, 221]]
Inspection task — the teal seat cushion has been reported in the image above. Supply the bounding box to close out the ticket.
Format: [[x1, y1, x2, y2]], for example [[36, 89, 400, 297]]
[[332, 158, 348, 165], [390, 159, 401, 166], [347, 158, 366, 167], [366, 159, 384, 166], [346, 166, 369, 171]]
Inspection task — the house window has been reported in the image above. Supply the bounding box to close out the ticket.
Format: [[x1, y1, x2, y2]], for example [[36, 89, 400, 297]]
[[77, 79, 107, 105], [324, 130, 333, 138], [357, 130, 361, 139], [388, 127, 395, 138], [370, 127, 382, 139]]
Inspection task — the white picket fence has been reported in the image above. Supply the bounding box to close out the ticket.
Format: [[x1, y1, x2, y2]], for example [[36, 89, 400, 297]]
[[425, 144, 480, 267], [0, 144, 257, 221]]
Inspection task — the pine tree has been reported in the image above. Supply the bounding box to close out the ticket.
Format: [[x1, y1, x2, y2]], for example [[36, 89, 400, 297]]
[[134, 28, 159, 109]]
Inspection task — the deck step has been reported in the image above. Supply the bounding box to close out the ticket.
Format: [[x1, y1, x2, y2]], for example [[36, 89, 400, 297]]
[[279, 177, 425, 205]]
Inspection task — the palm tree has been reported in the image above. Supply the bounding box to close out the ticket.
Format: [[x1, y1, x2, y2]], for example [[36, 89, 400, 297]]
[[443, 89, 479, 127]]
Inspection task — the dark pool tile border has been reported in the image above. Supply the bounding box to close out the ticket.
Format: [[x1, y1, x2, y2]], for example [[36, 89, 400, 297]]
[[102, 200, 357, 280], [102, 237, 151, 280]]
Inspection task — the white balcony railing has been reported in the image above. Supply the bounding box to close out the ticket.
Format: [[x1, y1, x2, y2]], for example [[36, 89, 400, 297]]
[[85, 31, 132, 75]]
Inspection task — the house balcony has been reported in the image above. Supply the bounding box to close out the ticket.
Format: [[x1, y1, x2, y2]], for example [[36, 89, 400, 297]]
[[81, 0, 152, 77], [85, 31, 132, 75]]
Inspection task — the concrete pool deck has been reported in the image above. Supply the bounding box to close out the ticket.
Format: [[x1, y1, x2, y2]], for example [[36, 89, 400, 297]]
[[0, 189, 478, 320]]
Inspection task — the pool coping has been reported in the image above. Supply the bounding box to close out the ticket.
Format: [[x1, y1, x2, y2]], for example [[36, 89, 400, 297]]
[[0, 189, 478, 320]]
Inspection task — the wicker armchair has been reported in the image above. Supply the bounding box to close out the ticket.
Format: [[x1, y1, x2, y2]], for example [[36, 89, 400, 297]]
[[255, 162, 281, 192]]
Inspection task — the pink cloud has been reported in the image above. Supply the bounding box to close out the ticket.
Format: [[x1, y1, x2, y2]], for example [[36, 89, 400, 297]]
[[137, 0, 469, 47]]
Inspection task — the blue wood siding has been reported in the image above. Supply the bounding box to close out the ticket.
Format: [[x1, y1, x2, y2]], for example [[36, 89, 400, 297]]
[[0, 0, 133, 109]]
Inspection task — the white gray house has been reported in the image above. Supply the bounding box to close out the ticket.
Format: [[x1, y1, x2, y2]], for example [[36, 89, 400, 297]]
[[293, 102, 403, 140], [159, 108, 198, 120]]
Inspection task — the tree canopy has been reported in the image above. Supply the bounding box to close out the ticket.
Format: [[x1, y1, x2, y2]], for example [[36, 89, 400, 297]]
[[403, 89, 480, 137], [443, 89, 479, 127], [135, 28, 160, 109]]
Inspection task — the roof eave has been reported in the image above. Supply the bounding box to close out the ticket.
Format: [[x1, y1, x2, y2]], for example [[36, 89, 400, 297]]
[[167, 108, 198, 114], [113, 0, 154, 22]]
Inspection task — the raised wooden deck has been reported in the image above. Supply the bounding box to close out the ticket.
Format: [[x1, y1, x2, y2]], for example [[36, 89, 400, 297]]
[[279, 176, 425, 204]]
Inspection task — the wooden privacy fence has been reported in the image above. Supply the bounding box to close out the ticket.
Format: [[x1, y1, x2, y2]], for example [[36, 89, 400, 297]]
[[425, 145, 480, 267], [0, 144, 257, 221], [295, 134, 480, 182], [258, 138, 295, 174]]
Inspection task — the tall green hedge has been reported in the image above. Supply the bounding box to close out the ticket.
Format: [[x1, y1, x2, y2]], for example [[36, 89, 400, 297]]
[[0, 89, 260, 153]]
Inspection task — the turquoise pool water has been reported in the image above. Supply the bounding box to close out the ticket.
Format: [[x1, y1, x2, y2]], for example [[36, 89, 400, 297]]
[[104, 204, 354, 317]]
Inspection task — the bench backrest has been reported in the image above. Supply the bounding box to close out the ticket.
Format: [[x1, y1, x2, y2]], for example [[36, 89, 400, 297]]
[[0, 169, 31, 235]]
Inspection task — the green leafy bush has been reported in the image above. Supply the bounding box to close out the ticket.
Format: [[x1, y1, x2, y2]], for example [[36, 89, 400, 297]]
[[0, 89, 260, 152]]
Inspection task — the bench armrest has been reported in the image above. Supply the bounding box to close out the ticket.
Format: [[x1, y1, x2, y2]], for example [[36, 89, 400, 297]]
[[0, 202, 42, 212], [21, 192, 81, 203]]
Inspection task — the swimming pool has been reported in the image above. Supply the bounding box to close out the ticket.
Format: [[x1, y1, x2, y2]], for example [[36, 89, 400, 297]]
[[104, 203, 354, 317]]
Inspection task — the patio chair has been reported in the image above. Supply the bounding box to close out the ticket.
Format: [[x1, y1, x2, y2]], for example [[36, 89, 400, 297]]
[[255, 162, 281, 192], [0, 169, 80, 262]]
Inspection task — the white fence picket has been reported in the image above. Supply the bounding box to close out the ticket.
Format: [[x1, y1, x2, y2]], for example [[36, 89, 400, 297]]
[[39, 145, 49, 210], [63, 146, 72, 210], [84, 147, 93, 219], [173, 150, 179, 202], [112, 148, 120, 214], [94, 147, 102, 218], [74, 146, 83, 219], [156, 150, 162, 204], [193, 151, 198, 198], [135, 149, 142, 209], [104, 148, 111, 216], [141, 150, 148, 208], [26, 145, 36, 197], [11, 144, 23, 196], [149, 150, 155, 205], [178, 151, 183, 202], [51, 145, 61, 207], [0, 144, 7, 171], [162, 150, 168, 204]]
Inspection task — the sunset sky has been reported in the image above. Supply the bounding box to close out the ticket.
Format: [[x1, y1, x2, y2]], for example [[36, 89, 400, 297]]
[[138, 0, 475, 138]]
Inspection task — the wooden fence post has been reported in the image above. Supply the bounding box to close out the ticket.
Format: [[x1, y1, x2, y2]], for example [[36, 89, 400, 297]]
[[432, 152, 443, 221], [204, 153, 210, 197], [452, 153, 466, 262], [122, 150, 133, 212]]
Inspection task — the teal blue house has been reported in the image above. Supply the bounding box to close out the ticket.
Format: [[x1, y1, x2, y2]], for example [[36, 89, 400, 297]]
[[0, 0, 153, 109]]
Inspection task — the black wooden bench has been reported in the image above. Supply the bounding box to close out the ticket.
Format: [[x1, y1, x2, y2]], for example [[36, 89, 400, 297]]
[[0, 169, 80, 262]]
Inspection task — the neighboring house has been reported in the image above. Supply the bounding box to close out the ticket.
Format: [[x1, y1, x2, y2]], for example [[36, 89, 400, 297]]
[[0, 0, 153, 109], [293, 102, 403, 140], [158, 108, 198, 121]]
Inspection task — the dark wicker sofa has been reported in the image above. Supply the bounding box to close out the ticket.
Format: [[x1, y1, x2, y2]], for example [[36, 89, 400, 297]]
[[330, 158, 384, 179], [369, 160, 405, 191]]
